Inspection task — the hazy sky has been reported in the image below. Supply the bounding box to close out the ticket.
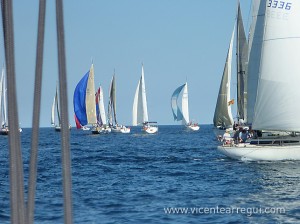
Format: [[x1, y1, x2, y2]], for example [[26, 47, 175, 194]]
[[6, 0, 252, 127]]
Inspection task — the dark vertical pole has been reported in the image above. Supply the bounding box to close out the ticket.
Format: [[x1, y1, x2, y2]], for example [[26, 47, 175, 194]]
[[55, 0, 73, 223], [1, 0, 26, 223], [27, 0, 46, 223]]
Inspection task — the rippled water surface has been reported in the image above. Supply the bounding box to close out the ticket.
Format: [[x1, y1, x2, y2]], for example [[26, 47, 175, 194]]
[[1, 125, 300, 223]]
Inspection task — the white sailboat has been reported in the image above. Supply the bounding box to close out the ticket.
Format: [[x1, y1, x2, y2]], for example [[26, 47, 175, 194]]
[[0, 68, 8, 135], [171, 82, 199, 131], [51, 83, 61, 131], [94, 85, 111, 133], [132, 64, 158, 134], [217, 0, 300, 161], [0, 67, 22, 135], [107, 74, 130, 133]]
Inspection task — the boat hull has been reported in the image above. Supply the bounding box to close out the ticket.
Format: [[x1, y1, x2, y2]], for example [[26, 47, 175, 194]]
[[217, 144, 300, 161], [111, 126, 130, 133], [0, 127, 22, 135], [0, 128, 9, 135], [143, 126, 158, 134], [187, 125, 199, 131]]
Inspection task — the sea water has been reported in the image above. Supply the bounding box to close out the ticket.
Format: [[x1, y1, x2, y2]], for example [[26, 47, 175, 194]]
[[0, 125, 300, 223]]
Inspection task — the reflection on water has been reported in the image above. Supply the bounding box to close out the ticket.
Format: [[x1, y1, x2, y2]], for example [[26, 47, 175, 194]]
[[233, 161, 300, 223]]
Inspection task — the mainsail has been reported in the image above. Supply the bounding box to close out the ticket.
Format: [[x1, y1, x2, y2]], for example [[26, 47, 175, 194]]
[[236, 0, 249, 122], [133, 64, 149, 126], [0, 69, 7, 128], [51, 83, 60, 127], [108, 75, 117, 126]]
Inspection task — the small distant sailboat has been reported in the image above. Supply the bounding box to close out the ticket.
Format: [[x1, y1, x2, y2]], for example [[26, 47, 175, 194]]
[[94, 85, 111, 133], [52, 82, 71, 132], [0, 67, 22, 135], [73, 63, 98, 133], [0, 68, 8, 135], [171, 82, 199, 131], [107, 73, 130, 133], [51, 83, 61, 131], [132, 64, 158, 134]]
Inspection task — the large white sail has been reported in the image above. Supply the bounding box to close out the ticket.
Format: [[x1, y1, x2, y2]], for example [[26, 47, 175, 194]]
[[252, 0, 300, 132], [133, 65, 149, 126]]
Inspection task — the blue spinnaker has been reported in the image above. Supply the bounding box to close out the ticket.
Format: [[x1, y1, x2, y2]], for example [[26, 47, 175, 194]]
[[73, 71, 89, 126]]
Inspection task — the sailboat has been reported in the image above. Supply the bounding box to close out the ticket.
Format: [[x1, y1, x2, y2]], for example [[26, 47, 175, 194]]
[[107, 74, 130, 133], [51, 83, 61, 131], [95, 85, 111, 133], [171, 82, 199, 131], [213, 0, 249, 136], [73, 63, 98, 133], [217, 0, 300, 161], [132, 64, 158, 134], [0, 67, 22, 135], [0, 68, 8, 135]]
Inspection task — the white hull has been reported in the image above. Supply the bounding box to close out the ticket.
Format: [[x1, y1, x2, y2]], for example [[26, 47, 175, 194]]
[[186, 124, 199, 131], [217, 144, 300, 161], [111, 126, 130, 133], [92, 126, 112, 134], [82, 126, 90, 131], [120, 127, 130, 133], [143, 126, 158, 134]]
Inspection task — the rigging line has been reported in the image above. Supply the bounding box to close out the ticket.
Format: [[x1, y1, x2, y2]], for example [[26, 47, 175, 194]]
[[1, 0, 26, 223], [55, 0, 73, 223], [27, 1, 46, 224]]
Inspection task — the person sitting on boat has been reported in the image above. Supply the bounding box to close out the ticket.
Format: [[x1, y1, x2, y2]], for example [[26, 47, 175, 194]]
[[222, 130, 232, 145], [239, 129, 248, 143], [233, 127, 243, 143]]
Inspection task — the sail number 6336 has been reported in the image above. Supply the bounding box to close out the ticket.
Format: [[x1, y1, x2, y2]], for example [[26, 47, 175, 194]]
[[267, 0, 292, 10]]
